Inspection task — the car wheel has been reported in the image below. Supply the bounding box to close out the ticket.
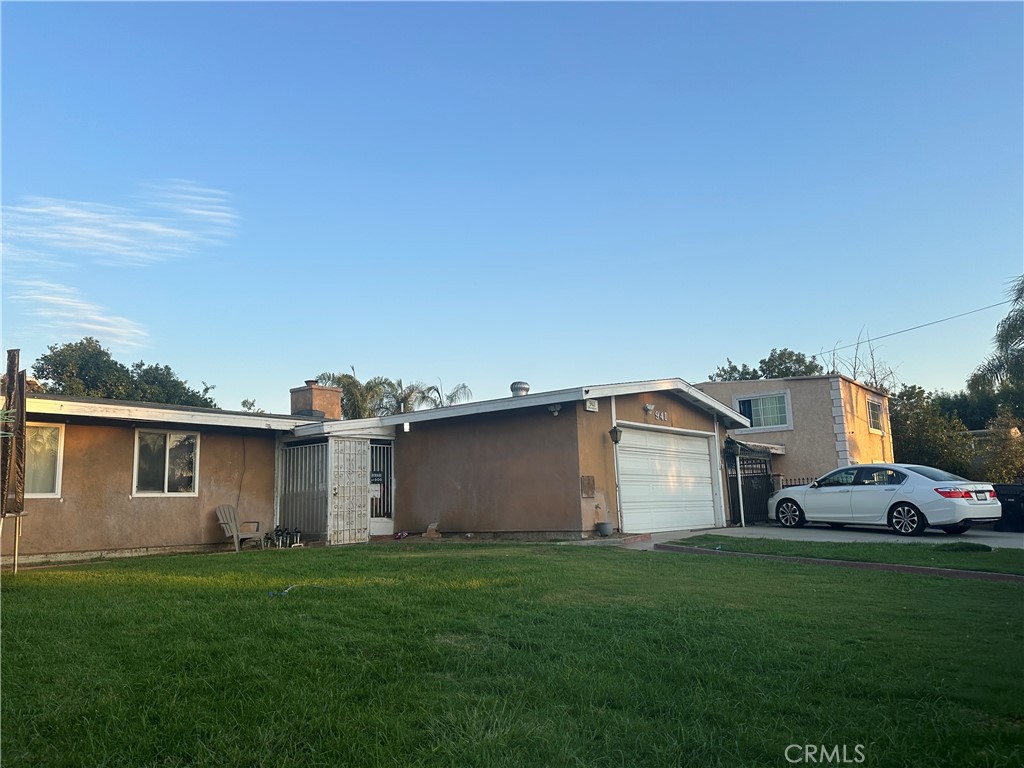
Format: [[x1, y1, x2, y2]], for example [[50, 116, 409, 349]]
[[941, 523, 971, 535], [889, 503, 927, 536], [776, 500, 806, 528]]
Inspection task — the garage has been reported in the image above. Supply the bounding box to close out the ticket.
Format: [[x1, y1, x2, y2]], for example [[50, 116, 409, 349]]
[[618, 428, 717, 533]]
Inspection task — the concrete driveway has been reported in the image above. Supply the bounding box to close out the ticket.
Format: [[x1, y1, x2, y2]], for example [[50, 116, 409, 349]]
[[621, 523, 1024, 550]]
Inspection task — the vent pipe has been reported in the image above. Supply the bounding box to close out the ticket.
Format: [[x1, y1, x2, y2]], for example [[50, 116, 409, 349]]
[[510, 381, 530, 397]]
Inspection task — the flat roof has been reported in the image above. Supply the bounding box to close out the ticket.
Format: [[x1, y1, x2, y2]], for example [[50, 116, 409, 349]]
[[368, 378, 749, 430], [23, 394, 318, 432]]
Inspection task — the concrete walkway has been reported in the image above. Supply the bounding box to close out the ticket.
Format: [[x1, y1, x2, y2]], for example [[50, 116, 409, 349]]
[[613, 523, 1024, 551]]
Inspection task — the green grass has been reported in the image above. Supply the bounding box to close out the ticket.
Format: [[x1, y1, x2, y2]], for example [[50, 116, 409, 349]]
[[676, 535, 1024, 575], [2, 543, 1022, 767]]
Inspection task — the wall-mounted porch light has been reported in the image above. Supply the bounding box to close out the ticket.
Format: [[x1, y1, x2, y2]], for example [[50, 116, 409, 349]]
[[608, 425, 622, 444]]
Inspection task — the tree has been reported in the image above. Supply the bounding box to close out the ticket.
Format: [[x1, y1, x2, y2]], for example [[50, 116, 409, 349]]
[[33, 337, 132, 399], [973, 274, 1024, 389], [316, 369, 388, 419], [932, 381, 1024, 432], [381, 379, 423, 415], [821, 335, 899, 392], [240, 398, 266, 413], [416, 381, 473, 409], [708, 348, 823, 381], [976, 406, 1024, 483], [316, 370, 473, 417], [32, 337, 217, 407], [707, 358, 760, 382], [129, 362, 215, 408], [888, 385, 976, 478], [757, 348, 824, 379]]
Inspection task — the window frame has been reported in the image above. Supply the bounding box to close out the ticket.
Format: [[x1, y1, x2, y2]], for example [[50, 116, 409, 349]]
[[732, 390, 793, 434], [25, 422, 65, 499], [815, 467, 859, 488], [132, 428, 201, 498], [855, 467, 906, 486], [867, 398, 884, 433]]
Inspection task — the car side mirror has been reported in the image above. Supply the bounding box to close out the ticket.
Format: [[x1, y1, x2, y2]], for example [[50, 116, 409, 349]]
[[809, 481, 819, 489]]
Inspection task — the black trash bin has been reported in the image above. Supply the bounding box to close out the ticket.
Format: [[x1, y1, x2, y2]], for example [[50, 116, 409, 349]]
[[993, 484, 1024, 533]]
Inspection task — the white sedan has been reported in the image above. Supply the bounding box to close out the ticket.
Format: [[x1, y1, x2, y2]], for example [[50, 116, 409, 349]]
[[769, 464, 1001, 536]]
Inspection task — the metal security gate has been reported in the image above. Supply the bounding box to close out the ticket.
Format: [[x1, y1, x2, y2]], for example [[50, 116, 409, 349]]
[[278, 442, 329, 539], [278, 437, 392, 545], [727, 456, 773, 525], [369, 441, 394, 536], [329, 438, 369, 545]]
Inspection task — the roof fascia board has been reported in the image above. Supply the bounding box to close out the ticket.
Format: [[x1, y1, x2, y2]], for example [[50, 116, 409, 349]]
[[294, 418, 394, 439], [377, 387, 588, 426], [377, 379, 749, 430], [585, 379, 749, 429], [27, 397, 315, 432]]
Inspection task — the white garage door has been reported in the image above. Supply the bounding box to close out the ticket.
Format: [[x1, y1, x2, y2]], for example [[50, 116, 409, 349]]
[[618, 429, 717, 533]]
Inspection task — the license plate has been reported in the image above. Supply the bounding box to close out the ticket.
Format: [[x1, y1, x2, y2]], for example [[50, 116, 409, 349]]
[[975, 491, 989, 501]]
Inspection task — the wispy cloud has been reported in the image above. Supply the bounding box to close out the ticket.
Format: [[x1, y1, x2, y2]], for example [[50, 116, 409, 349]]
[[8, 281, 149, 350], [3, 180, 239, 268]]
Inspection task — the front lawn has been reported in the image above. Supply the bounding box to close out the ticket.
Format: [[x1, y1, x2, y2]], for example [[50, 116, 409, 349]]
[[2, 543, 1021, 768], [677, 534, 1024, 575]]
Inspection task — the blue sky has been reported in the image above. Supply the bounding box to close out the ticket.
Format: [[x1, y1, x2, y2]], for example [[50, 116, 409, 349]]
[[3, 2, 1022, 414]]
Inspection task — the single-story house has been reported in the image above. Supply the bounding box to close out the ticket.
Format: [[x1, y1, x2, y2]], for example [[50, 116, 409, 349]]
[[1, 396, 314, 561], [2, 378, 749, 561]]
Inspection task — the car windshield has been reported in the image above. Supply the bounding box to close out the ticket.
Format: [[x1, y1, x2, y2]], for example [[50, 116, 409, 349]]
[[905, 465, 968, 482]]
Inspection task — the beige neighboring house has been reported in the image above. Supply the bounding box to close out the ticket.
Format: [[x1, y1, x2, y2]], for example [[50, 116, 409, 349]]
[[695, 375, 893, 482]]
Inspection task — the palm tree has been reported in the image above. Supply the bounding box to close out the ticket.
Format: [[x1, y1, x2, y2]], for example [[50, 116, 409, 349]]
[[972, 274, 1024, 390], [415, 380, 473, 409], [382, 379, 424, 415], [316, 368, 390, 420]]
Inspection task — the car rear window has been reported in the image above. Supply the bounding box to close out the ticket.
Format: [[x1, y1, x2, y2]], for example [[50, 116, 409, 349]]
[[905, 465, 968, 482]]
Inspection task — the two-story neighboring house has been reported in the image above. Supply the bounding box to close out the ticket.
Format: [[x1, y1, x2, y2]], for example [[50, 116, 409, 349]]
[[696, 375, 893, 482]]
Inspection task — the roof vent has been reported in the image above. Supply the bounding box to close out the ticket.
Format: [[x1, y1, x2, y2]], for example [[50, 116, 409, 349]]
[[510, 381, 530, 397]]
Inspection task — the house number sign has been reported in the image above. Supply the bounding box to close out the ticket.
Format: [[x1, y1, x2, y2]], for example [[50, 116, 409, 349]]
[[653, 410, 668, 421]]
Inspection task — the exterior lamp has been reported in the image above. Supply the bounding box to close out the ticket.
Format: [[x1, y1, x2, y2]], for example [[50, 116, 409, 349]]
[[608, 425, 622, 444]]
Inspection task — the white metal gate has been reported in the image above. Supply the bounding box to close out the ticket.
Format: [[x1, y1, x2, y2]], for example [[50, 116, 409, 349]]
[[328, 438, 369, 545]]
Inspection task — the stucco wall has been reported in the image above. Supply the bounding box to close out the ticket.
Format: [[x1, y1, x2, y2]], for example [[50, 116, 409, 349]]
[[393, 407, 583, 534], [696, 377, 893, 480], [393, 391, 726, 537], [840, 378, 893, 466], [1, 422, 278, 557], [575, 400, 618, 532], [576, 392, 722, 532]]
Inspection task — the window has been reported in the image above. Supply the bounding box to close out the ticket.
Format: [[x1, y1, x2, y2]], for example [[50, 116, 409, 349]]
[[905, 465, 968, 482], [867, 399, 883, 432], [857, 467, 906, 486], [816, 467, 859, 488], [134, 430, 199, 495], [736, 392, 790, 430], [26, 423, 64, 497]]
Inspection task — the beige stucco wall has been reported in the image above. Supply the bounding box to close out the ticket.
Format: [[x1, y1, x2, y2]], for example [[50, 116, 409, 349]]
[[840, 378, 893, 466], [1, 422, 278, 557], [696, 376, 892, 480]]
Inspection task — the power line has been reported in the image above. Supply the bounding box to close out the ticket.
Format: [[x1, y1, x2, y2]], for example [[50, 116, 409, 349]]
[[822, 300, 1010, 355]]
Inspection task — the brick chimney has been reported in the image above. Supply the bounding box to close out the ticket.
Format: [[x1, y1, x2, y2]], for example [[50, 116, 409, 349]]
[[290, 380, 343, 420]]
